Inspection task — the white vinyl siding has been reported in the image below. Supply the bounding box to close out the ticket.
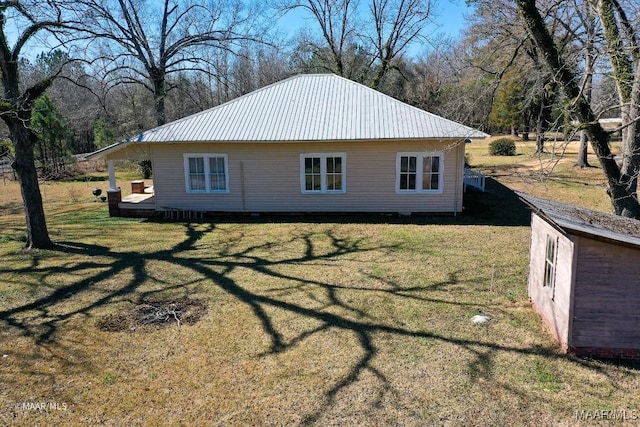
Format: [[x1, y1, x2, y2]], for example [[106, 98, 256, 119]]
[[184, 154, 229, 193], [150, 141, 464, 213], [396, 152, 443, 194], [300, 153, 346, 194]]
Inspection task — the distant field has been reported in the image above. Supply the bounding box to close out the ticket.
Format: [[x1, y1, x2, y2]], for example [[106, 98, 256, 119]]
[[1, 140, 637, 426], [466, 135, 613, 212]]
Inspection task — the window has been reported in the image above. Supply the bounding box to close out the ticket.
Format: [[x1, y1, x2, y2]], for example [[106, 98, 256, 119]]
[[399, 156, 417, 190], [396, 152, 443, 193], [544, 234, 557, 296], [209, 157, 227, 191], [188, 157, 205, 191], [300, 153, 346, 193], [184, 154, 229, 193]]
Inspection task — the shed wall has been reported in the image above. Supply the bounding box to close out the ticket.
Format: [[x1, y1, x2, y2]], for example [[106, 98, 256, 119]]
[[570, 236, 640, 350], [528, 214, 575, 348], [144, 140, 465, 213]]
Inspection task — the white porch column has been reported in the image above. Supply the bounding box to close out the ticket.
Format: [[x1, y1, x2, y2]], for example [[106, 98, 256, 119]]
[[108, 160, 117, 191]]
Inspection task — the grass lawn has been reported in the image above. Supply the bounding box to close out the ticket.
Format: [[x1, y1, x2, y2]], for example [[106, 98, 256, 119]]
[[1, 141, 639, 426]]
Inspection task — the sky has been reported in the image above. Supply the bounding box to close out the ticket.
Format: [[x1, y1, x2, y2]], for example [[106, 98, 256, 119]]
[[16, 1, 473, 62], [433, 0, 473, 37], [275, 0, 473, 57]]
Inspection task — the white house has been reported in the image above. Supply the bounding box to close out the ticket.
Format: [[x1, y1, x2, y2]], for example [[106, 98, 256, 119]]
[[87, 74, 488, 217]]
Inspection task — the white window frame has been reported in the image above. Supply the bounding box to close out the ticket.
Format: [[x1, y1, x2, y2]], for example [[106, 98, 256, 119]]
[[544, 234, 557, 300], [183, 153, 229, 193], [395, 152, 444, 194], [300, 153, 346, 194]]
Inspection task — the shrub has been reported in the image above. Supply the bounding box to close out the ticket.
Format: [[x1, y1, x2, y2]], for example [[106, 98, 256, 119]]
[[489, 138, 517, 156], [138, 160, 153, 179], [0, 139, 12, 157]]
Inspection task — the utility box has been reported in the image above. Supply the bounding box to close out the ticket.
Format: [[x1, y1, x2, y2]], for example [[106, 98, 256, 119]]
[[131, 180, 145, 194]]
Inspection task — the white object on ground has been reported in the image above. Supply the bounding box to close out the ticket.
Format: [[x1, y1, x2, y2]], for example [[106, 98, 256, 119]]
[[471, 314, 491, 324]]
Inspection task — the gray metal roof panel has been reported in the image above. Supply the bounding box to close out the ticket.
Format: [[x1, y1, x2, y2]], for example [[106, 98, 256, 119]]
[[132, 74, 488, 143]]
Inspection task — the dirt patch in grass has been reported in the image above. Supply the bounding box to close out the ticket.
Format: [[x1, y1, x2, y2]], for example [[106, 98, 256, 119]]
[[95, 298, 207, 332]]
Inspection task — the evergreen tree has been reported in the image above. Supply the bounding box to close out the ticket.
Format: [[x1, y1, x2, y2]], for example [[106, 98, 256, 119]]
[[31, 95, 72, 178]]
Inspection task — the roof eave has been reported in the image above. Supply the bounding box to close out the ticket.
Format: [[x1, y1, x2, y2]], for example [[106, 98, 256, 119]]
[[84, 140, 134, 160], [518, 192, 640, 249], [138, 134, 490, 144]]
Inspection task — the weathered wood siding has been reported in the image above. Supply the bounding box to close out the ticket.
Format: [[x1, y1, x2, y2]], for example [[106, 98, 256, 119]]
[[140, 140, 465, 213], [570, 236, 640, 349], [528, 214, 576, 348]]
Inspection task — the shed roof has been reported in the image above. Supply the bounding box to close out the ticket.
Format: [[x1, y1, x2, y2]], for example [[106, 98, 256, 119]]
[[518, 192, 640, 247], [88, 74, 488, 158]]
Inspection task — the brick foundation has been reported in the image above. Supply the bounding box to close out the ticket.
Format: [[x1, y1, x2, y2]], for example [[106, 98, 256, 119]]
[[569, 346, 640, 360], [107, 189, 122, 217]]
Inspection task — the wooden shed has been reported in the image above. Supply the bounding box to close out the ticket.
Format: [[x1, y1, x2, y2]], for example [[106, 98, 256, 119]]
[[520, 193, 640, 359]]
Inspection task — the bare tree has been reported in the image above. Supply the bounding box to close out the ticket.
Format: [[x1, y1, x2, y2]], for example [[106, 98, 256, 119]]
[[0, 1, 86, 249], [463, 0, 538, 137], [81, 0, 261, 126], [516, 0, 639, 218], [574, 0, 599, 167], [593, 0, 640, 208], [275, 0, 359, 77], [275, 0, 433, 87], [403, 38, 495, 128], [366, 0, 432, 89]]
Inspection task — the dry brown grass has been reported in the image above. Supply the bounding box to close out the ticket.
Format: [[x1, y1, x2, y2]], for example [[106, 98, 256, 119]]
[[1, 151, 639, 426], [466, 136, 613, 212]]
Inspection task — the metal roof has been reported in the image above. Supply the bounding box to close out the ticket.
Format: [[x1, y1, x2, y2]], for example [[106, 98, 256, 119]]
[[518, 192, 640, 247], [114, 74, 488, 145]]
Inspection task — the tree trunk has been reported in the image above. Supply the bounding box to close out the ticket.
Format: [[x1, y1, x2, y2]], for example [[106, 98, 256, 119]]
[[535, 128, 544, 153], [595, 0, 640, 215], [575, 130, 591, 167], [535, 101, 545, 153], [152, 69, 167, 126], [10, 121, 53, 249], [535, 81, 556, 154], [575, 2, 595, 169], [516, 0, 639, 218], [620, 103, 640, 206]]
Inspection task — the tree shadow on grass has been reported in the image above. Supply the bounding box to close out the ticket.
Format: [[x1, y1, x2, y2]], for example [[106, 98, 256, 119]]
[[0, 220, 631, 423]]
